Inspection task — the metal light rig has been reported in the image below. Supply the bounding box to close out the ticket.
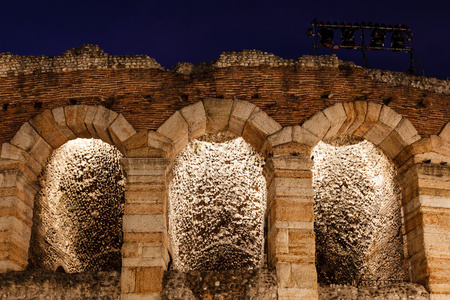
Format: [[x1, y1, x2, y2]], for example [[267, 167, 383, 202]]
[[306, 19, 423, 75]]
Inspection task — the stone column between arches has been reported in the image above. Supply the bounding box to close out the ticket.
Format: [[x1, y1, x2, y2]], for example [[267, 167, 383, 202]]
[[397, 162, 450, 298], [0, 159, 38, 272], [120, 157, 171, 300], [265, 155, 318, 300]]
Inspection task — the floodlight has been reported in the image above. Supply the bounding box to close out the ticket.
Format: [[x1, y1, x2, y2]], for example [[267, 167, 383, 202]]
[[319, 27, 334, 46], [341, 28, 356, 48], [370, 28, 385, 48], [391, 30, 405, 51]]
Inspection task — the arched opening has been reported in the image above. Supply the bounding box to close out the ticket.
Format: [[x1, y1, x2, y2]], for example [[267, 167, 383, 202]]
[[28, 138, 126, 272], [168, 133, 267, 272], [311, 135, 408, 286]]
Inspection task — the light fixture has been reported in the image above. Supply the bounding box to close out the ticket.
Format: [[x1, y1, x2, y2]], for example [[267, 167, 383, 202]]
[[306, 19, 422, 75]]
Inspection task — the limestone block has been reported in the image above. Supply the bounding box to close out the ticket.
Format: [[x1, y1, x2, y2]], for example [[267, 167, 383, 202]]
[[243, 107, 282, 151], [270, 177, 313, 198], [288, 229, 315, 248], [291, 263, 318, 289], [109, 114, 137, 153], [121, 267, 136, 294], [121, 158, 170, 177], [267, 127, 292, 148], [142, 246, 166, 259], [148, 131, 173, 154], [338, 101, 357, 135], [346, 101, 368, 135], [0, 143, 41, 177], [122, 294, 162, 300], [322, 103, 347, 140], [93, 105, 118, 145], [122, 243, 143, 258], [135, 267, 164, 293], [125, 189, 165, 204], [123, 232, 164, 245], [292, 125, 319, 147], [396, 117, 421, 145], [51, 107, 76, 140], [27, 137, 52, 168], [271, 199, 314, 223], [122, 214, 166, 232], [302, 111, 331, 141], [29, 109, 68, 149], [124, 203, 164, 215], [10, 123, 42, 153], [64, 105, 91, 138], [202, 98, 233, 133], [84, 106, 101, 139], [379, 129, 408, 159], [276, 262, 291, 288], [364, 105, 402, 145], [123, 131, 172, 158], [0, 260, 22, 273], [156, 111, 188, 156], [277, 287, 318, 300], [229, 99, 257, 136], [354, 102, 381, 137], [273, 221, 313, 230], [271, 156, 313, 171], [439, 122, 450, 142], [270, 228, 289, 254], [179, 101, 206, 139]]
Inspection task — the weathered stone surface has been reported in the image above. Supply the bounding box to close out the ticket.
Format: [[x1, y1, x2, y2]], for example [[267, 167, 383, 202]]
[[346, 101, 368, 135], [52, 107, 77, 140], [179, 101, 206, 139], [353, 102, 381, 137], [323, 103, 347, 140], [65, 105, 91, 138], [364, 105, 402, 145], [29, 109, 68, 149], [109, 114, 137, 153], [0, 270, 121, 299], [123, 214, 166, 232], [84, 105, 101, 139], [203, 98, 233, 133], [157, 111, 188, 156], [229, 99, 257, 136], [243, 107, 282, 151], [302, 111, 331, 141], [93, 105, 118, 145]]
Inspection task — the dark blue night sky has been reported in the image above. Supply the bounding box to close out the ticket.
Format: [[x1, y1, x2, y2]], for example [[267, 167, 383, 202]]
[[1, 0, 448, 79]]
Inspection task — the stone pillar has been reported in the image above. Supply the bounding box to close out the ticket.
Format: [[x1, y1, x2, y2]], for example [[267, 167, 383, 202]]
[[121, 158, 171, 300], [265, 156, 318, 300], [0, 159, 38, 272], [399, 163, 450, 299]]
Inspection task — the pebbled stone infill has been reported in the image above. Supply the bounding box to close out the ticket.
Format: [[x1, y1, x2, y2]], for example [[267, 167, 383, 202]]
[[0, 270, 120, 300], [162, 268, 277, 300], [319, 283, 430, 300]]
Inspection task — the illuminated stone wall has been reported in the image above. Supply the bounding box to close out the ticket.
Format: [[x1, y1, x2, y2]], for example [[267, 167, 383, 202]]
[[169, 134, 266, 271], [312, 136, 408, 285], [29, 138, 126, 272]]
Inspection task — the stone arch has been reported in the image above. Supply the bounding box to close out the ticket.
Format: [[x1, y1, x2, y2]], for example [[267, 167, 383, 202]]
[[262, 101, 421, 164], [156, 98, 281, 260], [1, 105, 137, 178], [119, 99, 283, 299], [262, 101, 450, 297], [0, 105, 136, 272], [155, 98, 282, 158]]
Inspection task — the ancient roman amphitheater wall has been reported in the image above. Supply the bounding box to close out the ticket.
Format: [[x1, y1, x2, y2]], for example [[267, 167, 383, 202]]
[[0, 46, 449, 299]]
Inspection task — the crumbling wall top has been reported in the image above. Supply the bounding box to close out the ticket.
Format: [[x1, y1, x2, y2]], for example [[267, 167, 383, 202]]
[[1, 45, 449, 95]]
